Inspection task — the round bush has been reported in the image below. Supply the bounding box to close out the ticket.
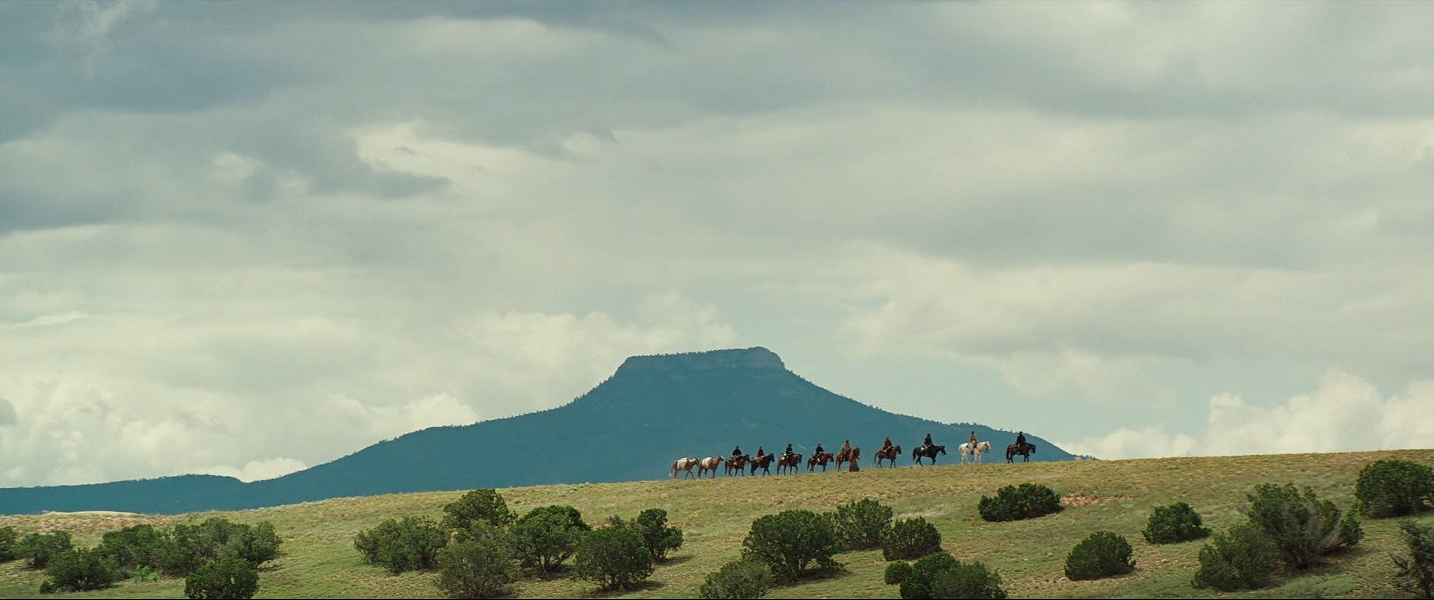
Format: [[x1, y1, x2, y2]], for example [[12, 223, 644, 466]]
[[1192, 521, 1279, 591], [898, 552, 958, 600], [443, 489, 516, 531], [632, 508, 684, 561], [1064, 531, 1135, 581], [978, 483, 1062, 522], [930, 561, 1008, 600], [830, 498, 894, 551], [42, 548, 119, 592], [511, 505, 591, 575], [882, 517, 942, 561], [1245, 482, 1361, 569], [741, 510, 839, 582], [698, 559, 775, 599], [1143, 502, 1211, 544], [884, 561, 913, 585], [16, 531, 72, 569], [437, 529, 518, 599], [184, 557, 258, 599], [574, 526, 654, 591], [353, 516, 448, 573], [1356, 459, 1434, 518], [98, 524, 170, 577]]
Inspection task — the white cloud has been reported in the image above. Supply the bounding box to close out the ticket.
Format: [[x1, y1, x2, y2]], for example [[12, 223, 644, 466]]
[[200, 458, 308, 483]]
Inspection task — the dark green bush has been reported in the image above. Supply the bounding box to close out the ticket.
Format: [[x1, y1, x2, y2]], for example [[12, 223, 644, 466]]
[[1192, 522, 1280, 591], [881, 517, 942, 561], [436, 525, 518, 599], [978, 483, 1062, 522], [98, 524, 169, 577], [574, 526, 653, 591], [511, 505, 590, 575], [184, 556, 258, 599], [443, 489, 516, 531], [0, 526, 17, 562], [1393, 520, 1434, 599], [1245, 482, 1361, 569], [830, 498, 893, 551], [630, 508, 684, 561], [42, 548, 119, 592], [232, 522, 281, 566], [16, 531, 72, 569], [741, 509, 839, 582], [898, 552, 958, 600], [1063, 531, 1135, 581], [885, 560, 913, 585], [162, 518, 282, 576], [1143, 502, 1211, 544], [698, 559, 775, 599], [930, 561, 1008, 599], [353, 516, 448, 573], [1356, 459, 1434, 518]]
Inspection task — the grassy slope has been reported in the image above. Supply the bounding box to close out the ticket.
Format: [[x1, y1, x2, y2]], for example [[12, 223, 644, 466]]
[[2, 449, 1432, 599]]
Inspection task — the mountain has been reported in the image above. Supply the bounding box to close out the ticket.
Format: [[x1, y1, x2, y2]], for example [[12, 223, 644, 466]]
[[0, 347, 1072, 514]]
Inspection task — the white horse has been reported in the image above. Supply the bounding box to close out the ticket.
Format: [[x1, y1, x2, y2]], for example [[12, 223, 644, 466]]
[[670, 457, 699, 479], [959, 441, 992, 464], [697, 456, 726, 478]]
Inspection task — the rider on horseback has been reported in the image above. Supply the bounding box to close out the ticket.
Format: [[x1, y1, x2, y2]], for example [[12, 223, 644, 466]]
[[969, 431, 978, 449], [1016, 431, 1027, 448], [732, 445, 742, 458], [924, 432, 933, 449], [756, 446, 765, 459], [784, 443, 794, 458], [883, 436, 893, 450], [839, 439, 852, 459], [814, 442, 825, 456]]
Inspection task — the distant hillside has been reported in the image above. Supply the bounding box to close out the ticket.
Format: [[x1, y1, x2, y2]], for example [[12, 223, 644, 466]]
[[0, 347, 1071, 514]]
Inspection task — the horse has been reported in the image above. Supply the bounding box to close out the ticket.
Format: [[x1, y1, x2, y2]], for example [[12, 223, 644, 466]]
[[749, 453, 774, 476], [807, 452, 835, 472], [836, 446, 860, 471], [726, 454, 749, 476], [670, 457, 699, 479], [874, 444, 902, 468], [777, 452, 803, 475], [1006, 442, 1037, 463], [959, 441, 992, 465], [698, 456, 726, 478], [912, 444, 947, 466]]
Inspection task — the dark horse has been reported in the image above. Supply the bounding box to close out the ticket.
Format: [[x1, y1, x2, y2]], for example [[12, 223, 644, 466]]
[[912, 444, 947, 466], [836, 447, 860, 471], [749, 453, 774, 475], [807, 452, 835, 472], [874, 444, 902, 468], [777, 452, 804, 475], [1006, 442, 1037, 463], [726, 454, 749, 476]]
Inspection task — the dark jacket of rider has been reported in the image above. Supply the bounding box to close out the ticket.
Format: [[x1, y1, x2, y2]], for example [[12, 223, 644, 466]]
[[1016, 432, 1027, 446], [785, 443, 793, 456], [924, 433, 933, 447], [883, 437, 892, 449], [756, 446, 765, 458], [733, 446, 742, 457], [815, 443, 825, 455]]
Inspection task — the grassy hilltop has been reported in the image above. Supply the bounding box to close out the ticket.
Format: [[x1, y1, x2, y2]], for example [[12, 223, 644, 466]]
[[3, 449, 1431, 599]]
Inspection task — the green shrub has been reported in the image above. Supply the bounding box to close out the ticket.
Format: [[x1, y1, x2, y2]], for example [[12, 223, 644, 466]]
[[885, 560, 913, 585], [232, 522, 282, 566], [830, 498, 893, 551], [1245, 482, 1361, 569], [184, 556, 258, 599], [42, 548, 119, 592], [1064, 531, 1135, 581], [1143, 502, 1211, 544], [978, 483, 1062, 522], [881, 517, 942, 561], [436, 526, 518, 599], [930, 561, 1008, 599], [0, 526, 17, 562], [98, 524, 170, 577], [1356, 459, 1434, 518], [741, 509, 839, 582], [16, 531, 72, 569], [631, 508, 684, 561], [1192, 522, 1280, 591], [1393, 520, 1434, 599], [898, 552, 958, 600], [443, 489, 516, 531], [698, 559, 775, 599], [162, 518, 282, 576], [353, 516, 448, 573], [574, 526, 654, 591], [511, 505, 590, 575]]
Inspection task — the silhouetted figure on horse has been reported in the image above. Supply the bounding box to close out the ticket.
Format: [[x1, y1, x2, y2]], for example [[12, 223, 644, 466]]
[[749, 452, 774, 475], [913, 433, 947, 465], [808, 451, 834, 472], [1006, 432, 1036, 462], [874, 440, 902, 467]]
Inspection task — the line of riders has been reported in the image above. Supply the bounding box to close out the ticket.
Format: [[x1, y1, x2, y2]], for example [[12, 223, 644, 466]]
[[673, 431, 1037, 478]]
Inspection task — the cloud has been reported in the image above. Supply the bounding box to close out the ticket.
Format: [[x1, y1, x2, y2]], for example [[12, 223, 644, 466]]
[[200, 457, 308, 483]]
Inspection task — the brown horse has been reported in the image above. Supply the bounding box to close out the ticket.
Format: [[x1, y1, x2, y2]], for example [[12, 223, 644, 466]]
[[1006, 442, 1036, 463], [749, 453, 775, 476], [777, 452, 803, 475], [807, 452, 835, 472], [726, 454, 749, 476], [874, 444, 902, 468], [670, 457, 699, 479], [836, 447, 860, 470], [697, 456, 726, 478]]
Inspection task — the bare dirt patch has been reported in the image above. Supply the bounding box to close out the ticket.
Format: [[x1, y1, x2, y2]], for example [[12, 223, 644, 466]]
[[1061, 494, 1134, 508]]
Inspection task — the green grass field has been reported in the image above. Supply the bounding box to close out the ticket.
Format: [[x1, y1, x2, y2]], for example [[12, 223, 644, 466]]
[[3, 449, 1432, 599]]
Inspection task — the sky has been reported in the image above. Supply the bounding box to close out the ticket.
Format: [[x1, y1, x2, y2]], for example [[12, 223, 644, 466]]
[[2, 2, 1433, 487]]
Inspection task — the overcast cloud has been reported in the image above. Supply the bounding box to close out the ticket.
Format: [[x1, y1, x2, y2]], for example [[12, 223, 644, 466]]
[[2, 2, 1432, 486]]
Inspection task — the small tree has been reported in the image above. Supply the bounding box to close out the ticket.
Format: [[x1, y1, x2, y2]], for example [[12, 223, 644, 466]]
[[1356, 459, 1434, 518], [436, 525, 518, 600], [511, 505, 590, 575], [1245, 482, 1360, 569], [1143, 502, 1211, 544], [884, 561, 913, 585], [42, 548, 119, 592], [898, 552, 958, 600], [830, 498, 894, 551], [574, 526, 654, 591], [1393, 520, 1434, 599], [16, 531, 72, 569], [1192, 522, 1280, 591], [184, 556, 258, 599], [232, 522, 282, 566], [930, 561, 1008, 600], [98, 524, 170, 577], [978, 483, 1062, 522], [443, 489, 516, 531], [1063, 531, 1135, 581], [353, 516, 448, 573], [881, 517, 942, 561], [741, 510, 839, 582], [631, 508, 684, 561], [698, 559, 775, 599], [0, 526, 18, 562]]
